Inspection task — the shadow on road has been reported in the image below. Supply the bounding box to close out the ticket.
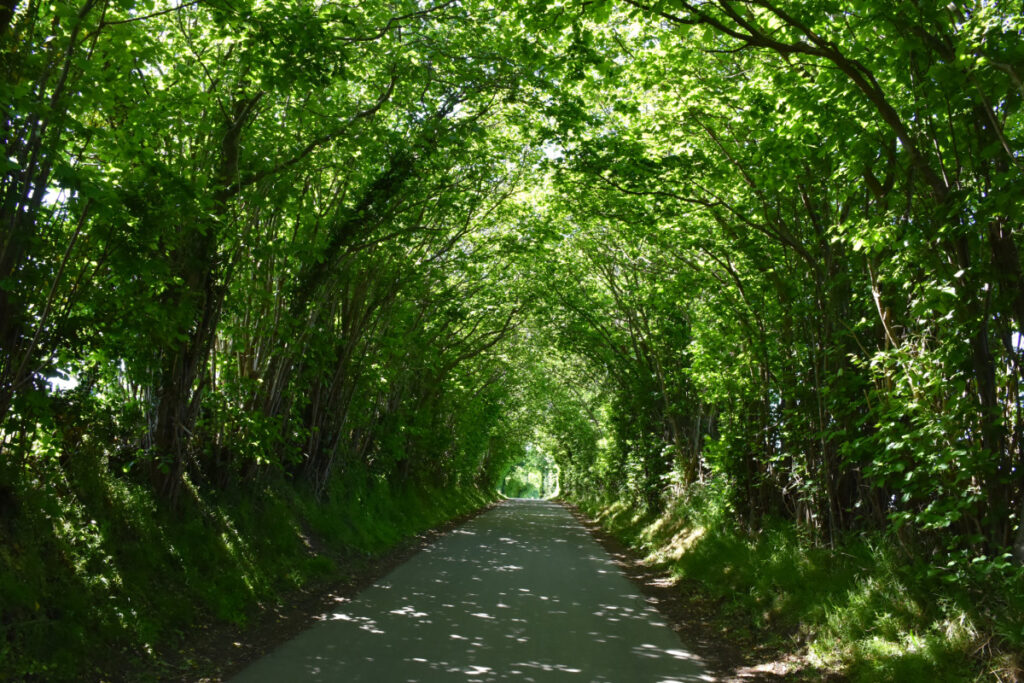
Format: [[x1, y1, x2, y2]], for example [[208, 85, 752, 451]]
[[231, 499, 711, 682]]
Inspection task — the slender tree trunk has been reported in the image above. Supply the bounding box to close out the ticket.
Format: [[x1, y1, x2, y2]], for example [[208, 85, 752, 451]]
[[149, 96, 257, 503], [0, 0, 98, 429]]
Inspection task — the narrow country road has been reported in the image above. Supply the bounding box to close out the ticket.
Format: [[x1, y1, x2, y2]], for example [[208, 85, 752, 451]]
[[230, 499, 711, 682]]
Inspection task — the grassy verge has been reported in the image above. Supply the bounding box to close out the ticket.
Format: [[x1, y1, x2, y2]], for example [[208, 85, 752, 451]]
[[571, 484, 1024, 682], [0, 453, 491, 681]]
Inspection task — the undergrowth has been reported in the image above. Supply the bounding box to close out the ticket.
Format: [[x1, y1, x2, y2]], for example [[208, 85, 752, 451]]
[[0, 452, 490, 681], [572, 483, 1024, 682]]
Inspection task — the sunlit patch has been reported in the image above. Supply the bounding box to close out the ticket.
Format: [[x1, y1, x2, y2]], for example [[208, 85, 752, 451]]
[[511, 661, 583, 673], [327, 612, 385, 635], [389, 605, 428, 618], [665, 648, 703, 661], [636, 643, 663, 659], [654, 526, 706, 563]]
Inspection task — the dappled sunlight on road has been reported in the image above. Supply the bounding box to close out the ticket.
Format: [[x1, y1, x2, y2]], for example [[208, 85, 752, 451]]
[[231, 500, 711, 682]]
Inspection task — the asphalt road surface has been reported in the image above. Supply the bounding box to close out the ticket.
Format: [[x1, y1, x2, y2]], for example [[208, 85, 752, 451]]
[[230, 499, 711, 682]]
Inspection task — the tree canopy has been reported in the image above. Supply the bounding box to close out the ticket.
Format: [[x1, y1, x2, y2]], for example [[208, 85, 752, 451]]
[[2, 0, 1023, 645]]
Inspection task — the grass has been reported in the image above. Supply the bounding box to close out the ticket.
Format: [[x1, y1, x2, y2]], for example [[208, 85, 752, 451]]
[[573, 484, 1024, 682], [0, 451, 491, 681]]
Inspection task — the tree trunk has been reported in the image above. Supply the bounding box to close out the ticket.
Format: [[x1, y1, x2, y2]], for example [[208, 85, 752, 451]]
[[149, 95, 258, 503]]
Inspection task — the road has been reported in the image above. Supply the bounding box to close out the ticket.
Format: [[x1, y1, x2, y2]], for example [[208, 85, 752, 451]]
[[230, 499, 711, 682]]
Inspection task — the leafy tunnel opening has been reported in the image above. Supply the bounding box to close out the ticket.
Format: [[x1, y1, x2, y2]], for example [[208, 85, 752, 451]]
[[497, 444, 560, 500]]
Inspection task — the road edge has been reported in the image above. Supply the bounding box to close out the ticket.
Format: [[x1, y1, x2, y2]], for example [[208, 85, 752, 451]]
[[162, 500, 500, 682], [560, 499, 800, 682]]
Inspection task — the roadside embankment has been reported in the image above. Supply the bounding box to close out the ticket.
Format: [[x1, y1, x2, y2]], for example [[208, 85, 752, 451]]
[[569, 485, 1023, 682], [0, 457, 492, 681]]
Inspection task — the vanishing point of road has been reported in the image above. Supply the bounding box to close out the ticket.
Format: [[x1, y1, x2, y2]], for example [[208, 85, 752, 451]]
[[231, 499, 712, 682]]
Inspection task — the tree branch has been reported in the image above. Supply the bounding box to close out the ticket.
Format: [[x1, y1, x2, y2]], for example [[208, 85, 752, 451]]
[[220, 74, 398, 199], [100, 0, 204, 27]]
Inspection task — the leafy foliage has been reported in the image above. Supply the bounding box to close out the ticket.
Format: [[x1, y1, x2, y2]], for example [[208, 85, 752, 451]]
[[2, 0, 1023, 678]]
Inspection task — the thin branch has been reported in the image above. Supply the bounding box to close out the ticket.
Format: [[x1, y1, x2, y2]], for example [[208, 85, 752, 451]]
[[593, 171, 721, 209], [99, 0, 204, 27], [339, 0, 457, 43], [221, 74, 398, 199]]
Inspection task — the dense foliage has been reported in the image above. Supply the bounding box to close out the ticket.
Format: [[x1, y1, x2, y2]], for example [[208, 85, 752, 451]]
[[2, 0, 1023, 678], [1, 0, 540, 500], [535, 0, 1024, 562]]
